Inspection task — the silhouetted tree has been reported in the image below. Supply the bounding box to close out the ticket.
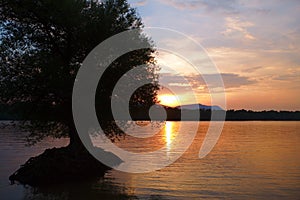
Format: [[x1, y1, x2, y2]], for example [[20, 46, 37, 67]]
[[0, 0, 159, 149]]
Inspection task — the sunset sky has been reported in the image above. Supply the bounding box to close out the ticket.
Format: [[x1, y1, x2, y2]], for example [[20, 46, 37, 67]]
[[128, 0, 300, 111]]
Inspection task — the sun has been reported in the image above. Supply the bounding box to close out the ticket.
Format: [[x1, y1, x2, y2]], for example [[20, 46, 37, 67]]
[[158, 94, 179, 107]]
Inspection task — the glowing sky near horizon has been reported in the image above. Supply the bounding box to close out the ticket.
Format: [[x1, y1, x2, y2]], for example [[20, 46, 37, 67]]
[[129, 0, 300, 110]]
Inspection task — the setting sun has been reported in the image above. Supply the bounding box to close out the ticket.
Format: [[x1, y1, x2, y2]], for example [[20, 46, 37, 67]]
[[158, 94, 179, 107]]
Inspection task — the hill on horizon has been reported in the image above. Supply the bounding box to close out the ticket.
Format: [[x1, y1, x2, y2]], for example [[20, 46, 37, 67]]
[[174, 103, 223, 111]]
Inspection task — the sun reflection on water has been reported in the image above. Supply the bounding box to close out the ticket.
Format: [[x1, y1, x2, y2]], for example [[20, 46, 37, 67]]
[[165, 121, 173, 147], [164, 121, 176, 158]]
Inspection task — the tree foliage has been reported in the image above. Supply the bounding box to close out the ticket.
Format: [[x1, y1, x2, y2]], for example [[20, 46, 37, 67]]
[[0, 0, 159, 146]]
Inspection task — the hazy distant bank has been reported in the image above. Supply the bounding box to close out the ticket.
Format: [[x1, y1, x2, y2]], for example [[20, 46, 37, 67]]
[[1, 103, 299, 121], [132, 108, 300, 121]]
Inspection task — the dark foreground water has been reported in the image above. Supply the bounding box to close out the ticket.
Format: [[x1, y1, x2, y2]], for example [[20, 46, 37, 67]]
[[0, 121, 300, 199]]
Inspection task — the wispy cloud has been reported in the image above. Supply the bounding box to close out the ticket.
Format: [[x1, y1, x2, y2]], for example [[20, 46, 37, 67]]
[[273, 71, 300, 81], [159, 72, 256, 92], [158, 0, 239, 14], [131, 0, 148, 7], [222, 17, 255, 40], [242, 66, 263, 73]]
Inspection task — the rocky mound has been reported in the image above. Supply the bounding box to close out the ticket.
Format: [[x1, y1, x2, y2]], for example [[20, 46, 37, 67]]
[[9, 146, 122, 186]]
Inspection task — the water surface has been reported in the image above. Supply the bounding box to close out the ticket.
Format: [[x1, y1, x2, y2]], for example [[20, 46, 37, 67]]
[[0, 121, 299, 199]]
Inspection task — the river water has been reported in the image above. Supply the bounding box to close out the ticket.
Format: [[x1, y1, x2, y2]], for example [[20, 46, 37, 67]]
[[0, 121, 299, 199]]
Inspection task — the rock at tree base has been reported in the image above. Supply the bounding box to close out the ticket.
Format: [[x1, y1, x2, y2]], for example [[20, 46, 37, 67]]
[[9, 147, 122, 186]]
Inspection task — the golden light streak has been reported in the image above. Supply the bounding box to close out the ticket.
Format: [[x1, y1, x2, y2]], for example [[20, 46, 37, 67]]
[[165, 121, 173, 148]]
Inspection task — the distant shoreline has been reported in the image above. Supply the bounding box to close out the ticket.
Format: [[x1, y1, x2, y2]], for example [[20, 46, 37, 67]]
[[1, 120, 299, 123], [1, 103, 299, 121], [130, 108, 300, 121], [164, 119, 300, 121]]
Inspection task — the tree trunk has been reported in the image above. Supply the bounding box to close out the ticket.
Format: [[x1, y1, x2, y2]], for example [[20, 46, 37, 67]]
[[67, 120, 93, 153]]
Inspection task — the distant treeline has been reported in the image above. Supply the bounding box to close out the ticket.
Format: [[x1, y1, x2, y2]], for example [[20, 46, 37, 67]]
[[131, 107, 300, 121], [1, 103, 300, 121], [223, 109, 300, 121]]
